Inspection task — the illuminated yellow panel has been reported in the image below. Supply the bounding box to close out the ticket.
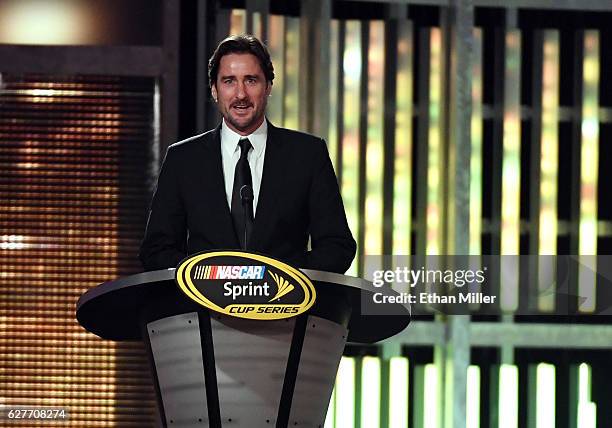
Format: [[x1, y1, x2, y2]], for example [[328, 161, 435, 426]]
[[389, 357, 409, 428], [365, 21, 384, 258], [328, 20, 340, 171], [500, 30, 521, 312], [538, 31, 560, 312], [536, 363, 555, 428], [267, 15, 285, 125], [230, 9, 246, 35], [470, 28, 483, 255], [283, 17, 301, 129], [466, 365, 480, 428], [426, 29, 443, 255], [252, 12, 262, 39], [0, 1, 97, 45], [335, 357, 356, 428], [424, 364, 440, 428], [577, 363, 596, 428], [499, 364, 518, 428], [342, 20, 362, 275], [393, 21, 413, 255], [578, 31, 599, 313], [361, 357, 381, 428]]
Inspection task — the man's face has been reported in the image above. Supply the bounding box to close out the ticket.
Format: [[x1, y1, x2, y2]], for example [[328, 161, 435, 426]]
[[211, 53, 271, 135]]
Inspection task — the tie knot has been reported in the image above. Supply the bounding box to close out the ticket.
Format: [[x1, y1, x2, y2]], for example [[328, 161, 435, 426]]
[[238, 138, 252, 155]]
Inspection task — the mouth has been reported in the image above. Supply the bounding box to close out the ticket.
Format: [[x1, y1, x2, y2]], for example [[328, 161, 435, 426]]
[[231, 104, 252, 114]]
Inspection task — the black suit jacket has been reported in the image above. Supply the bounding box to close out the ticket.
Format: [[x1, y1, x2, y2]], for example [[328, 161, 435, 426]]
[[139, 122, 356, 273]]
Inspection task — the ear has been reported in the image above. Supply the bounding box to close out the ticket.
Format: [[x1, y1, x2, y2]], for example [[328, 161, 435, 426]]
[[211, 85, 218, 102], [265, 81, 272, 97]]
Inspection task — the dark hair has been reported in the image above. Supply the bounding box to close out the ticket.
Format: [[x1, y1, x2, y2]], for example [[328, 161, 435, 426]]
[[208, 34, 275, 87]]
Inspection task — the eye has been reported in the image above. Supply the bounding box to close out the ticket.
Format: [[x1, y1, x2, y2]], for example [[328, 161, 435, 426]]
[[223, 78, 234, 84], [247, 77, 257, 84]]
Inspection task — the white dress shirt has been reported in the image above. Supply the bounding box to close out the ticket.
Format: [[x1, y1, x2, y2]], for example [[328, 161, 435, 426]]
[[220, 118, 267, 216]]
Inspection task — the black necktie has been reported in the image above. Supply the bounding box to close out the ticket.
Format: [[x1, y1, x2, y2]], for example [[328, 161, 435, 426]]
[[231, 138, 254, 249]]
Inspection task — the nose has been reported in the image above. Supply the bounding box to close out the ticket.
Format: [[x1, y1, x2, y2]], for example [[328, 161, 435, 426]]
[[236, 81, 246, 99]]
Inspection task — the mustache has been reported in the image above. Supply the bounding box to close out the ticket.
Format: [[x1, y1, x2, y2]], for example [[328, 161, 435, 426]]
[[231, 101, 252, 108]]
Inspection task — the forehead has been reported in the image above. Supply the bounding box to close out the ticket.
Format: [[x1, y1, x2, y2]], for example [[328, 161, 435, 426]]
[[217, 53, 265, 77]]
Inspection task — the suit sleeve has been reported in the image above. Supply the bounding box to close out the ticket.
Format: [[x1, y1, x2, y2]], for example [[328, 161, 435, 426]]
[[139, 146, 188, 271], [304, 139, 357, 273]]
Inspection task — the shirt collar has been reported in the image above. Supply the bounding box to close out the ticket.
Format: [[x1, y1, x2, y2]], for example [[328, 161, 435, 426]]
[[221, 118, 267, 159]]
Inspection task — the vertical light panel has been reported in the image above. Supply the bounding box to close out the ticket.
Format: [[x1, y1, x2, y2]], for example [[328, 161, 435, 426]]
[[361, 357, 381, 428], [324, 386, 336, 428], [252, 12, 262, 39], [500, 30, 521, 311], [499, 364, 518, 428], [389, 357, 409, 428], [578, 31, 599, 313], [365, 21, 384, 258], [267, 15, 285, 125], [229, 9, 246, 34], [341, 20, 362, 275], [0, 75, 156, 425], [577, 363, 596, 428], [536, 363, 555, 428], [466, 365, 480, 428], [424, 364, 441, 428], [328, 20, 340, 171], [283, 17, 300, 129], [538, 31, 560, 312], [335, 357, 356, 428], [426, 29, 443, 255], [393, 20, 413, 255], [470, 28, 483, 255]]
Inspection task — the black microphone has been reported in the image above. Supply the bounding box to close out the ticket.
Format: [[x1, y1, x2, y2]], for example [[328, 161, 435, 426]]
[[239, 185, 253, 250]]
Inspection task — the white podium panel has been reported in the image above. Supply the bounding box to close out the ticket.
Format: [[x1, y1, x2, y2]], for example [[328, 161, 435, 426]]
[[148, 312, 209, 427]]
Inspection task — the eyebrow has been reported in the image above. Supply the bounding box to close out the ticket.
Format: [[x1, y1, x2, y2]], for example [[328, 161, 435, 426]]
[[219, 74, 261, 80]]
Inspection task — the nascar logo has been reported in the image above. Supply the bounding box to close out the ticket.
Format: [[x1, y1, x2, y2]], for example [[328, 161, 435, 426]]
[[193, 265, 266, 280]]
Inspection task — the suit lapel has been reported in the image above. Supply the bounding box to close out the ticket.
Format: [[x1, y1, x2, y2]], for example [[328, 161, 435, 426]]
[[199, 124, 240, 248], [250, 122, 286, 252]]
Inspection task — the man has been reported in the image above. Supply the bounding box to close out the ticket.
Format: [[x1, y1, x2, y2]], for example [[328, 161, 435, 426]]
[[139, 34, 356, 273]]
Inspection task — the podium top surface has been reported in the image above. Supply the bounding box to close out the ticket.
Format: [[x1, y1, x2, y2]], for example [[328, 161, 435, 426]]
[[76, 268, 410, 344]]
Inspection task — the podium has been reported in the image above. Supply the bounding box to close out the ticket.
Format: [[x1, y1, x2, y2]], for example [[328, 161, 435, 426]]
[[77, 268, 410, 427]]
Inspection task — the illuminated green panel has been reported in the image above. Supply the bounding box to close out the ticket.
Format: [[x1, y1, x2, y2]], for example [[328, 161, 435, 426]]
[[499, 364, 518, 428], [283, 17, 300, 129], [324, 385, 336, 428], [426, 29, 443, 255], [335, 357, 356, 428], [389, 357, 409, 428], [230, 9, 246, 34], [361, 357, 381, 428], [466, 365, 480, 428], [267, 15, 285, 125], [393, 21, 413, 256], [500, 30, 521, 312], [470, 28, 483, 255], [536, 363, 555, 428], [538, 31, 560, 312], [328, 20, 340, 171], [365, 21, 384, 259], [342, 20, 362, 275], [578, 31, 599, 313]]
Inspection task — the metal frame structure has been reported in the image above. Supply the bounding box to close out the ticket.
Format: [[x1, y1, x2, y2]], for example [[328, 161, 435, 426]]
[[199, 1, 612, 427]]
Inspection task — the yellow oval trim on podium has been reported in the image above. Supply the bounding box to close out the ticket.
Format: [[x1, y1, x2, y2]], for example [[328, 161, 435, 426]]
[[175, 251, 316, 320]]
